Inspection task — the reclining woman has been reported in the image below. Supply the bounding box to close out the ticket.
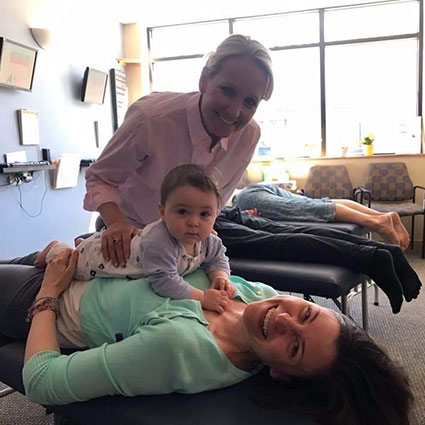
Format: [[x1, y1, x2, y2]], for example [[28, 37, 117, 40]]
[[0, 249, 413, 425], [233, 183, 410, 249]]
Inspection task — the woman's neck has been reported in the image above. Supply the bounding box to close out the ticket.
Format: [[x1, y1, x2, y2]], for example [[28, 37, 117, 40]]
[[204, 299, 258, 371], [198, 94, 222, 151]]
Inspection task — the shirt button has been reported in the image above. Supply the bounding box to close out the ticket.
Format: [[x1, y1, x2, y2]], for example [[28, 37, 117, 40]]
[[255, 290, 262, 296]]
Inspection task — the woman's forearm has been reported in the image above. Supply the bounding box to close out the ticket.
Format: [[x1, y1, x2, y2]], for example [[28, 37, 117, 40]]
[[24, 309, 60, 362], [24, 289, 61, 362], [97, 202, 128, 226], [24, 250, 79, 362]]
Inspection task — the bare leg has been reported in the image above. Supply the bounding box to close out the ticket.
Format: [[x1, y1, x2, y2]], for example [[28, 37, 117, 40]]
[[388, 211, 410, 250], [333, 199, 410, 248], [33, 240, 59, 268], [333, 203, 400, 246]]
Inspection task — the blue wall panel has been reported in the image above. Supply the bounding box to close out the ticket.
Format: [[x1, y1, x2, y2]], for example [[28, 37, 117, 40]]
[[0, 0, 125, 257]]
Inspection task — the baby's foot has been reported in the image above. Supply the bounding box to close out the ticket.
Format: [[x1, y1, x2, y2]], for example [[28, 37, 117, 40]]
[[34, 240, 59, 268]]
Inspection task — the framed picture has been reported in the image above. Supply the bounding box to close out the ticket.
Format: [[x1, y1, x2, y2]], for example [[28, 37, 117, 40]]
[[0, 37, 38, 91]]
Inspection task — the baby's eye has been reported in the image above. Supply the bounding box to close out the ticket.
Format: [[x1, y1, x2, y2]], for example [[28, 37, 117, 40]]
[[176, 209, 187, 215], [244, 97, 258, 109], [291, 340, 300, 358], [200, 211, 211, 217]]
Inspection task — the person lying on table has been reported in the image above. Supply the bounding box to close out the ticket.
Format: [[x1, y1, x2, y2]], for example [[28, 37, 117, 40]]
[[0, 249, 413, 425], [233, 183, 410, 249], [214, 206, 421, 315]]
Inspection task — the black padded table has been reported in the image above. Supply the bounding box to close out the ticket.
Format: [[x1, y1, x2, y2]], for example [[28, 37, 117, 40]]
[[0, 339, 317, 425], [0, 220, 369, 424]]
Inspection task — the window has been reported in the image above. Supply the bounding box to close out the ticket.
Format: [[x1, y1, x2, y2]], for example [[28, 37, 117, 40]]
[[325, 1, 419, 41], [148, 0, 422, 157], [233, 11, 319, 46], [254, 48, 321, 159], [149, 22, 229, 58], [326, 38, 420, 155], [151, 58, 204, 92]]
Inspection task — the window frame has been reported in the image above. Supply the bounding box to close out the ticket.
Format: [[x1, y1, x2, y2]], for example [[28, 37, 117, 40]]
[[147, 0, 423, 156]]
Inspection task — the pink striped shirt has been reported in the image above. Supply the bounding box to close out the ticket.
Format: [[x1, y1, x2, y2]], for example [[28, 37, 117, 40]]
[[84, 91, 260, 227]]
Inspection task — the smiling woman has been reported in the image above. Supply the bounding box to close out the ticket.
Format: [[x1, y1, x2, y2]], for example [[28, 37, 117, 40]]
[[242, 296, 340, 378], [83, 34, 273, 268], [0, 252, 413, 425]]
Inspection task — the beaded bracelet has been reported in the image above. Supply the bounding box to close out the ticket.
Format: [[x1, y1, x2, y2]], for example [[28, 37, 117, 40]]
[[26, 296, 59, 323]]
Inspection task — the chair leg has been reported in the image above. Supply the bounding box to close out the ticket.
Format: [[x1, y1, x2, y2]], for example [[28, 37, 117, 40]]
[[341, 295, 348, 315], [361, 279, 369, 332], [410, 215, 415, 250], [422, 215, 425, 259]]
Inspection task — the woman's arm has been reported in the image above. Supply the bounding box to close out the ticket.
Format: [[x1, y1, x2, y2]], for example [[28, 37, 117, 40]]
[[24, 249, 79, 362], [23, 319, 238, 405]]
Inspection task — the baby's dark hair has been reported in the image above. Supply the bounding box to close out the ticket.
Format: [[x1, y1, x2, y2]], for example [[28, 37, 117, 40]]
[[160, 164, 223, 209], [254, 313, 413, 425]]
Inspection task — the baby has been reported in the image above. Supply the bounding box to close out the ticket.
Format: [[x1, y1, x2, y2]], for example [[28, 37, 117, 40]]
[[35, 164, 235, 313]]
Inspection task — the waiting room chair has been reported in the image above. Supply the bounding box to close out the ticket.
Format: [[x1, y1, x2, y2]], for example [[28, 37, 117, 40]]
[[302, 164, 356, 199], [362, 162, 425, 258], [297, 164, 370, 236]]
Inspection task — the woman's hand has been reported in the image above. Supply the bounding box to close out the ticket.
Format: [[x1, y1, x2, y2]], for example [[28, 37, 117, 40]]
[[38, 249, 79, 299], [101, 221, 139, 268]]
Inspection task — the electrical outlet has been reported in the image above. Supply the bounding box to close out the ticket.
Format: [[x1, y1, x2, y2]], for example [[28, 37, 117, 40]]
[[9, 174, 21, 185], [8, 171, 33, 185]]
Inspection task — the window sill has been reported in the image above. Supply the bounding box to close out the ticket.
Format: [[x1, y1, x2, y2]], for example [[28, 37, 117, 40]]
[[250, 152, 425, 164]]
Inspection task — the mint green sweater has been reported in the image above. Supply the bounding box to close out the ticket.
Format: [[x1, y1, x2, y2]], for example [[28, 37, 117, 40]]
[[23, 270, 278, 405]]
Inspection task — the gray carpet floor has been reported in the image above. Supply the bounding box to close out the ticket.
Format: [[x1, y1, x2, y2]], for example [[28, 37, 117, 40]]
[[1, 247, 424, 425]]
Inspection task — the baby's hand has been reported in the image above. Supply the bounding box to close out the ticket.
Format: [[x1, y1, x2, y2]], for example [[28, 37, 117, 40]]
[[202, 289, 229, 314], [211, 276, 236, 299]]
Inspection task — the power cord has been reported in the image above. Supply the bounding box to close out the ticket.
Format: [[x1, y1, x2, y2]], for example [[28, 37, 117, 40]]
[[16, 171, 48, 217]]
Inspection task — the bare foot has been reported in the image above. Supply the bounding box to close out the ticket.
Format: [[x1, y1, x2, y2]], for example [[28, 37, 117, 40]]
[[34, 240, 59, 268], [389, 212, 410, 250], [372, 214, 400, 246]]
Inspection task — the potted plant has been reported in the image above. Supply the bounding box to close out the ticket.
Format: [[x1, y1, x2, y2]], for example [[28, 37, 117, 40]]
[[340, 145, 349, 157], [360, 133, 375, 156]]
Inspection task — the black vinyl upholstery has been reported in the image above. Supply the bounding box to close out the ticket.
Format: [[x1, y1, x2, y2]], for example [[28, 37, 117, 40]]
[[0, 341, 317, 425]]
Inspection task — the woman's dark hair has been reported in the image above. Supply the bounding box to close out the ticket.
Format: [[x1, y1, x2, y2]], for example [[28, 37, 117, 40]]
[[160, 164, 222, 209], [255, 313, 413, 425]]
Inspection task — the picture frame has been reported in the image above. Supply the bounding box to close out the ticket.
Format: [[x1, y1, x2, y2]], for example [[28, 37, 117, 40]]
[[0, 37, 38, 91]]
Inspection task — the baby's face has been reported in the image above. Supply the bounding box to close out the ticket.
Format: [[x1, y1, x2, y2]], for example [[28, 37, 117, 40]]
[[159, 185, 218, 248]]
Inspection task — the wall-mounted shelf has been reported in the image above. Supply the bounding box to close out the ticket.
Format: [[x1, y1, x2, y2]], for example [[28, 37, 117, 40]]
[[80, 159, 95, 167], [117, 58, 141, 66], [0, 163, 56, 173]]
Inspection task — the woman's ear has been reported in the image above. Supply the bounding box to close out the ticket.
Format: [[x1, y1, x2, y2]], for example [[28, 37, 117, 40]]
[[158, 203, 165, 218], [199, 67, 209, 92]]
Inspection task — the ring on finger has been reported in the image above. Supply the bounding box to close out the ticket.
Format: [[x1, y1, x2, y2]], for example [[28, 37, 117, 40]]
[[113, 237, 121, 245]]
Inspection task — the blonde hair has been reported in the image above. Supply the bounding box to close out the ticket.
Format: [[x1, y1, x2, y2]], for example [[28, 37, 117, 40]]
[[205, 34, 274, 100]]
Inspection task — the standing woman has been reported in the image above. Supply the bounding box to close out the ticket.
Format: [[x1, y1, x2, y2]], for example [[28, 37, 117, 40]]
[[84, 34, 273, 267]]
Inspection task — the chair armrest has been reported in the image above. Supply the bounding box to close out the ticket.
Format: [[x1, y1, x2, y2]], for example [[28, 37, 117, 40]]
[[413, 185, 425, 203], [353, 186, 371, 208]]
